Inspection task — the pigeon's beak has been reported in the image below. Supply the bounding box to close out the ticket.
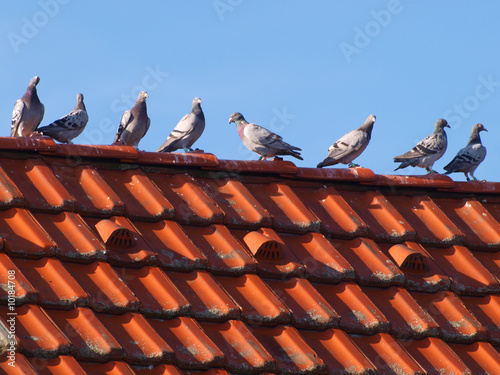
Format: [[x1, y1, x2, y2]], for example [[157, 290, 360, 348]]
[[228, 117, 233, 124], [445, 124, 450, 128], [483, 127, 488, 132]]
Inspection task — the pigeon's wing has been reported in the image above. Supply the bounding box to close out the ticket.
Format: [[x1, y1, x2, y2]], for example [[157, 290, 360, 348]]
[[444, 144, 486, 172], [114, 110, 132, 142], [39, 110, 88, 133], [395, 132, 444, 161], [157, 113, 196, 151], [244, 123, 300, 151], [326, 129, 367, 160], [11, 99, 25, 136]]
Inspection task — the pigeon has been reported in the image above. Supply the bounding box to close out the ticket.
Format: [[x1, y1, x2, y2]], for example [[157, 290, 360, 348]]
[[157, 97, 205, 152], [444, 123, 487, 181], [228, 112, 302, 160], [317, 114, 376, 168], [36, 93, 88, 143], [11, 76, 45, 137], [394, 118, 450, 173], [113, 91, 150, 147]]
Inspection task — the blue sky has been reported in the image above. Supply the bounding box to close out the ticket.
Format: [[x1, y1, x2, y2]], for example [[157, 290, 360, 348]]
[[1, 1, 499, 181]]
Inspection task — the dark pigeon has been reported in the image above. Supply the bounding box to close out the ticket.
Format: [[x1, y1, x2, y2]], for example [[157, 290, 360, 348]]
[[114, 91, 150, 148], [11, 76, 45, 137]]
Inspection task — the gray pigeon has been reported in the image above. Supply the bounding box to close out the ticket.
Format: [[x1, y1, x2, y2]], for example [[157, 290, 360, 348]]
[[113, 91, 150, 147], [444, 123, 487, 181], [394, 119, 450, 173], [36, 93, 88, 144], [317, 114, 376, 168], [157, 97, 205, 152], [11, 76, 45, 137], [228, 112, 302, 160]]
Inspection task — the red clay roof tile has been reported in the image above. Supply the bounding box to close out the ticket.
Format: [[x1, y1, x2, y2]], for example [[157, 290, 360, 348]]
[[42, 143, 139, 160], [0, 163, 24, 208], [135, 151, 219, 167], [460, 294, 500, 345], [133, 363, 183, 375], [294, 166, 376, 181], [0, 135, 56, 151], [0, 353, 38, 374], [168, 270, 239, 321], [12, 257, 88, 309], [78, 360, 136, 374], [447, 341, 500, 375], [0, 253, 37, 305], [27, 355, 87, 374]]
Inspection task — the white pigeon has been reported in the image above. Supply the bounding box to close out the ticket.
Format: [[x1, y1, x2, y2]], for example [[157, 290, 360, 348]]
[[157, 97, 205, 152], [444, 123, 487, 181], [114, 91, 150, 148], [36, 93, 88, 144], [228, 112, 302, 160], [394, 119, 450, 173], [11, 76, 45, 137], [317, 114, 376, 168]]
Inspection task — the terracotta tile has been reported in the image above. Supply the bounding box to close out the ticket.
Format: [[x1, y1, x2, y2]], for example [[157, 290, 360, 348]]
[[265, 278, 339, 329], [133, 364, 183, 375], [84, 216, 156, 267], [0, 253, 37, 304], [374, 173, 454, 188], [232, 228, 305, 278], [49, 163, 125, 216], [215, 274, 291, 326], [460, 294, 500, 345], [148, 172, 224, 225], [313, 282, 389, 334], [434, 197, 500, 250], [350, 333, 425, 375], [0, 304, 70, 357], [169, 271, 239, 321], [63, 261, 140, 313], [27, 355, 86, 374], [0, 353, 37, 374], [96, 312, 175, 365], [294, 185, 369, 238], [181, 370, 231, 375], [340, 189, 416, 242], [0, 158, 75, 212], [33, 212, 106, 261], [198, 177, 272, 228], [47, 307, 122, 361], [379, 241, 451, 293], [280, 232, 355, 283], [0, 163, 24, 208], [183, 225, 256, 275], [115, 266, 190, 318], [0, 208, 57, 257], [46, 143, 139, 160], [329, 238, 404, 286], [136, 150, 219, 166], [446, 180, 500, 194], [402, 337, 470, 375], [245, 182, 321, 233], [132, 220, 206, 271], [411, 290, 487, 343], [447, 341, 500, 375], [79, 360, 135, 374], [361, 286, 439, 339], [12, 257, 88, 309], [98, 168, 174, 221], [300, 328, 376, 375], [424, 245, 500, 295], [470, 250, 500, 287], [0, 135, 56, 150], [148, 317, 224, 370], [249, 325, 326, 374], [294, 166, 376, 181], [386, 194, 464, 246], [212, 159, 299, 174], [200, 320, 276, 373]]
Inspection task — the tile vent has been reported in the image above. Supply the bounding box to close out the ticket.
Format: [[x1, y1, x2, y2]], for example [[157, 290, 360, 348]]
[[388, 244, 428, 273], [243, 231, 283, 261], [95, 219, 135, 249]]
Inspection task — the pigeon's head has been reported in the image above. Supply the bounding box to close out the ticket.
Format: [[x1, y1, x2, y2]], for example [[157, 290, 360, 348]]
[[137, 91, 149, 102], [28, 76, 40, 89], [475, 123, 488, 132], [193, 97, 202, 105], [229, 112, 245, 125], [435, 118, 450, 130], [76, 93, 84, 102], [367, 114, 376, 124]]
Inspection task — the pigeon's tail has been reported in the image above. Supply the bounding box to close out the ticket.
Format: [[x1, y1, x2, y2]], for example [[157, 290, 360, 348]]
[[288, 150, 303, 161], [317, 161, 325, 168]]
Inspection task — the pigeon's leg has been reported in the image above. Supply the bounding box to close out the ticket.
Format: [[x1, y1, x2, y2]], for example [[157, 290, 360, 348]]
[[464, 172, 471, 181], [183, 148, 189, 152], [348, 163, 360, 168]]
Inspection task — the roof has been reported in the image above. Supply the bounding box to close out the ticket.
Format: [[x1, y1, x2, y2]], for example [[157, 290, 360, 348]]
[[0, 136, 499, 375]]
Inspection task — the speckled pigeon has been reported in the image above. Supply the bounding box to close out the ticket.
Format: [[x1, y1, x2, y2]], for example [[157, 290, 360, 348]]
[[113, 91, 150, 148], [36, 93, 88, 144], [228, 112, 302, 160], [157, 97, 205, 152], [11, 76, 45, 137], [444, 123, 487, 181], [317, 114, 376, 168], [394, 118, 450, 173]]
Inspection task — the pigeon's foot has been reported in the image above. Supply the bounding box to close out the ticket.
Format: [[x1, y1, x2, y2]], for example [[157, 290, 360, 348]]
[[426, 169, 438, 174], [272, 156, 283, 161], [348, 163, 360, 168]]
